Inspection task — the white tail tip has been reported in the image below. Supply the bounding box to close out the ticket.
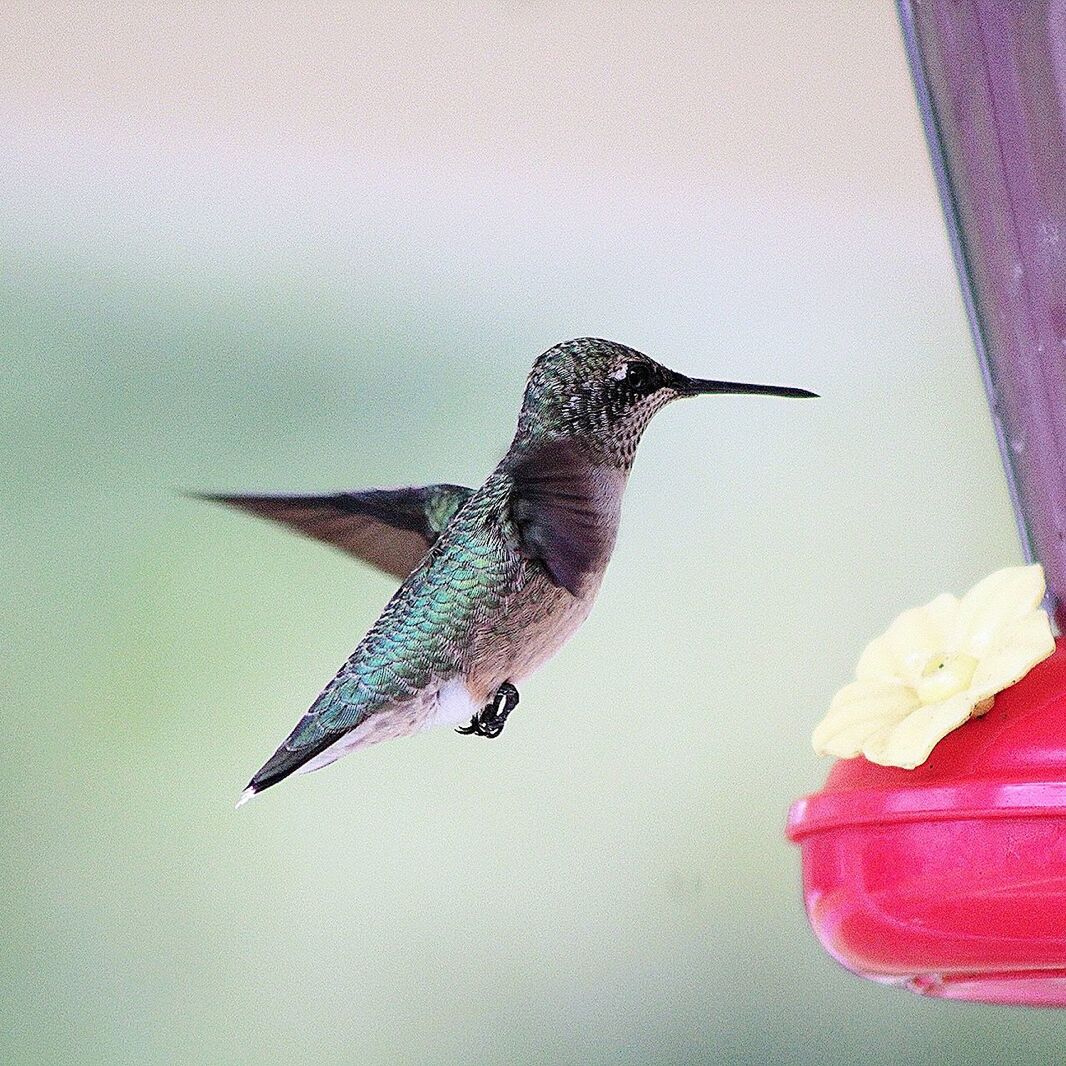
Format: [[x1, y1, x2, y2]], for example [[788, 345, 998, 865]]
[[235, 787, 257, 809]]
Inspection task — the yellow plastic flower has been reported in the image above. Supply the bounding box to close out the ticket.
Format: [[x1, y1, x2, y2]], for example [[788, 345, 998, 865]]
[[813, 564, 1056, 769]]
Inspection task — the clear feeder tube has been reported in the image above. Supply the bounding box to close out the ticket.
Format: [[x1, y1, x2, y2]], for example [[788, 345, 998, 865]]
[[898, 0, 1066, 628]]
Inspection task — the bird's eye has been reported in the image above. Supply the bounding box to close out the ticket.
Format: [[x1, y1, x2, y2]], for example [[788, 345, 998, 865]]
[[624, 362, 652, 389]]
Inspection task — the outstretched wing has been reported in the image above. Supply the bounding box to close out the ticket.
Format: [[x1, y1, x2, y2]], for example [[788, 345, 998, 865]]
[[239, 476, 518, 802], [509, 439, 615, 598], [196, 484, 473, 580]]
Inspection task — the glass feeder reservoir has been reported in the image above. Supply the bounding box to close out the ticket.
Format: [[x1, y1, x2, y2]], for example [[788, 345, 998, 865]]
[[789, 0, 1066, 1006]]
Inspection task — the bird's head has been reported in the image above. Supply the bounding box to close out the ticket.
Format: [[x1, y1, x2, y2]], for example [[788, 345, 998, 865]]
[[515, 337, 816, 466]]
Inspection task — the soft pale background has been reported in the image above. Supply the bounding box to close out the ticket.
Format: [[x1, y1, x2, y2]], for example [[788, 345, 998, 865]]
[[1, 3, 1051, 1063]]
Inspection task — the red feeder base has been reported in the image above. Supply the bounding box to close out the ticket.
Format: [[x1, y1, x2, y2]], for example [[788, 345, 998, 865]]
[[787, 637, 1066, 1007]]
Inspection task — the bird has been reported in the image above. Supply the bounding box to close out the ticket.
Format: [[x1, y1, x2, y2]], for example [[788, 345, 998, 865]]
[[200, 338, 816, 805]]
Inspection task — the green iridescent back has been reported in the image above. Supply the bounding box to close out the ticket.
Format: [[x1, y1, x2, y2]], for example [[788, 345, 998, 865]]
[[287, 473, 522, 748]]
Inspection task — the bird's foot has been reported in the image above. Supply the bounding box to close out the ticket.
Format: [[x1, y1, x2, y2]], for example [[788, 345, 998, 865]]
[[456, 682, 519, 739]]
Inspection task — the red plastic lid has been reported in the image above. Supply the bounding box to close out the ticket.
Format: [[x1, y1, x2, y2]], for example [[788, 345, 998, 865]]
[[788, 637, 1066, 841]]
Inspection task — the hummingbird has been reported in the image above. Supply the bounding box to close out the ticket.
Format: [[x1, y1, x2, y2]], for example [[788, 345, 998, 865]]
[[202, 338, 815, 805]]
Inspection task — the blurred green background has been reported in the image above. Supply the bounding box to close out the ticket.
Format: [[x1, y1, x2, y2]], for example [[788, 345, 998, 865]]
[[2, 3, 1056, 1063]]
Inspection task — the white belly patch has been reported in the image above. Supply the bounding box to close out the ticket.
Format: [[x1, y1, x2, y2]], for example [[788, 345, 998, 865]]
[[420, 677, 480, 730]]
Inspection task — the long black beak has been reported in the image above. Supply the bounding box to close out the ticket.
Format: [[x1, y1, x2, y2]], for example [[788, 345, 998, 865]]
[[669, 371, 817, 399]]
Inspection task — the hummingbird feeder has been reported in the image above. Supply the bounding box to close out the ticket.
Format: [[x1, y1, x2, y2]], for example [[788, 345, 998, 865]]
[[787, 0, 1066, 1006]]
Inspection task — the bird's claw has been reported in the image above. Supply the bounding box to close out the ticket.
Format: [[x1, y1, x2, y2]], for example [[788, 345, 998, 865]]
[[457, 681, 519, 738]]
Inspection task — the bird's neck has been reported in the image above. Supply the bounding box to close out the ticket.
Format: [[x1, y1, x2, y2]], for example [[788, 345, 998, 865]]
[[509, 423, 635, 472]]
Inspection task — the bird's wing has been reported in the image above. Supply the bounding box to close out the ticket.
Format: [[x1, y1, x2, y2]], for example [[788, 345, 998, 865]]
[[509, 438, 613, 597], [241, 474, 520, 801], [196, 484, 473, 580]]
